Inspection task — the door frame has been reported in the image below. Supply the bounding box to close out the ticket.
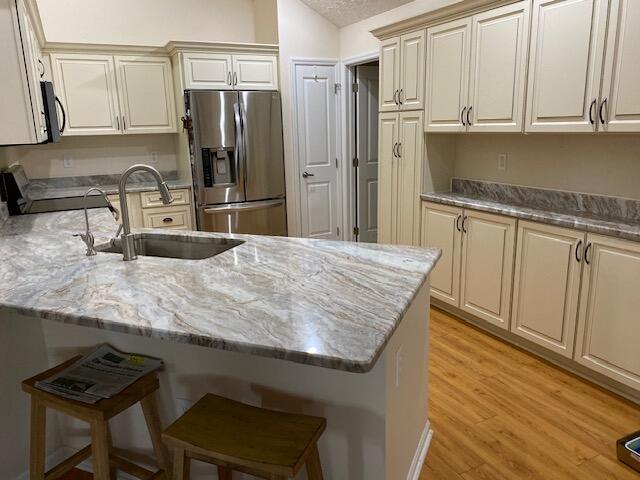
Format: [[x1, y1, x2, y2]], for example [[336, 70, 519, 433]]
[[341, 51, 380, 242], [290, 58, 343, 239]]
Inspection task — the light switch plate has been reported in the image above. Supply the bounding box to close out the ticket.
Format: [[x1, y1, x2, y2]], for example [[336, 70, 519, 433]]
[[498, 153, 507, 171], [63, 155, 73, 168]]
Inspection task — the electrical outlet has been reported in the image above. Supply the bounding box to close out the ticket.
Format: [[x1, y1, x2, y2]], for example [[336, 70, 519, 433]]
[[150, 152, 159, 164], [176, 398, 194, 415], [497, 153, 507, 171], [63, 154, 73, 168], [395, 347, 403, 388]]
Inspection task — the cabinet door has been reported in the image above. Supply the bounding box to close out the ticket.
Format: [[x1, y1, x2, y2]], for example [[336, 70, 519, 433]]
[[599, 0, 640, 132], [396, 111, 423, 246], [460, 210, 516, 329], [115, 56, 176, 134], [182, 52, 233, 90], [511, 221, 584, 358], [232, 55, 278, 90], [525, 0, 609, 132], [377, 112, 398, 244], [399, 30, 425, 111], [468, 1, 530, 132], [421, 202, 463, 306], [425, 18, 472, 132], [50, 53, 121, 136], [379, 37, 401, 112], [575, 235, 640, 390]]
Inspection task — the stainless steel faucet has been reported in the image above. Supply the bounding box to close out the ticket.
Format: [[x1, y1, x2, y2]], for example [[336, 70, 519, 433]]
[[75, 187, 120, 256], [119, 164, 174, 261]]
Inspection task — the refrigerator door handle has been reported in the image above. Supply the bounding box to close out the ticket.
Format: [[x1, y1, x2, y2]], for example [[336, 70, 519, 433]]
[[233, 102, 244, 188], [239, 100, 249, 184], [204, 199, 285, 214]]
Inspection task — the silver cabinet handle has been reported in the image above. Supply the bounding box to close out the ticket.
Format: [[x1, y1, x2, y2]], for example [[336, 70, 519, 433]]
[[302, 171, 315, 178], [399, 89, 404, 105], [204, 199, 284, 214], [599, 98, 608, 125], [37, 59, 45, 78], [461, 107, 467, 126], [393, 89, 398, 106], [116, 116, 120, 131], [397, 142, 402, 158], [233, 72, 238, 86], [462, 216, 468, 233], [392, 142, 398, 158], [122, 115, 126, 131], [467, 106, 472, 126], [227, 71, 232, 86]]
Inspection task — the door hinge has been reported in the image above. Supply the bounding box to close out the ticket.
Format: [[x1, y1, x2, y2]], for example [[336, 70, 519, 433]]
[[352, 157, 359, 168], [334, 83, 341, 94], [352, 83, 359, 93], [353, 226, 360, 236]]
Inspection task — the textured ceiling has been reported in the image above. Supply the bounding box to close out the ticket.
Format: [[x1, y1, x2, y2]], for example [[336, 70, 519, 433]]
[[299, 0, 415, 27]]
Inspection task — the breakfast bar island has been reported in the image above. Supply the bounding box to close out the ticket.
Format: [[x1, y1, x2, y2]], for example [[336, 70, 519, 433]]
[[0, 210, 440, 480]]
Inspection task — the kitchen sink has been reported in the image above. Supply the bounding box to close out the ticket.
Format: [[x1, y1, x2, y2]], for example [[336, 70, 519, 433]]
[[98, 233, 244, 260]]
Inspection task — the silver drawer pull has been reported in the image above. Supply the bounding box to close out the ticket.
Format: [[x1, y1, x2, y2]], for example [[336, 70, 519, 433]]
[[162, 217, 173, 223]]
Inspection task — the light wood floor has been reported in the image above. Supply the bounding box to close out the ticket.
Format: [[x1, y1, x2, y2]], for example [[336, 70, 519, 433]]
[[421, 307, 640, 480]]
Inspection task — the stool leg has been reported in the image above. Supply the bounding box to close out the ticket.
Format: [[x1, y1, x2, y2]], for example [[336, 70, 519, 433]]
[[172, 448, 190, 480], [141, 393, 172, 475], [90, 419, 111, 480], [29, 397, 46, 480], [305, 445, 324, 480], [106, 423, 117, 480], [217, 466, 232, 480]]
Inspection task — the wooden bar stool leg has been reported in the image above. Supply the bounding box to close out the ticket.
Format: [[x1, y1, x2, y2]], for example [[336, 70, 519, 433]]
[[217, 466, 233, 480], [29, 397, 46, 480], [172, 448, 190, 480], [106, 423, 117, 480], [305, 445, 324, 480], [90, 419, 112, 480], [141, 393, 172, 475]]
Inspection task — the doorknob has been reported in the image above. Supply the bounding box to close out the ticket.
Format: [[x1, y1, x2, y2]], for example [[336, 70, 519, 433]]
[[302, 171, 315, 178]]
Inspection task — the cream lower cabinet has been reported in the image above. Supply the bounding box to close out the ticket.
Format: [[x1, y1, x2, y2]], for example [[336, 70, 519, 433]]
[[420, 203, 515, 329], [420, 203, 462, 306], [574, 234, 640, 390], [108, 189, 193, 230], [378, 111, 423, 245], [511, 222, 585, 358]]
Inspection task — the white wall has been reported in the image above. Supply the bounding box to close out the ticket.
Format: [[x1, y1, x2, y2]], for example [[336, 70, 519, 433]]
[[36, 0, 278, 45], [453, 134, 640, 200], [277, 0, 340, 236], [6, 135, 179, 179], [339, 0, 460, 60]]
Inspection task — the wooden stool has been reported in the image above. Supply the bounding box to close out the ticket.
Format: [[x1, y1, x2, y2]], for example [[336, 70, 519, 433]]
[[162, 393, 326, 480], [22, 355, 171, 480]]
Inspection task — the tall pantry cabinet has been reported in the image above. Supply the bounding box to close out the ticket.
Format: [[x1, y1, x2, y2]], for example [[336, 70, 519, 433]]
[[378, 30, 425, 245]]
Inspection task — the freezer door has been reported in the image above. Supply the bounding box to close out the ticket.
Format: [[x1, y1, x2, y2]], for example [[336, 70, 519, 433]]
[[190, 90, 245, 205], [198, 199, 287, 236], [239, 91, 285, 201]]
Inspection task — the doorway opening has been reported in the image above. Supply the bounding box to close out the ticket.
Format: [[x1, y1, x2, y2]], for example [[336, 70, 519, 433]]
[[352, 61, 379, 243]]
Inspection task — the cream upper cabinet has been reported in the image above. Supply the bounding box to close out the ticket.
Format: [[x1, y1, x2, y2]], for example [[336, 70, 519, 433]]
[[379, 32, 424, 112], [379, 38, 401, 112], [232, 55, 278, 90], [525, 0, 609, 132], [399, 30, 425, 111], [511, 221, 585, 358], [50, 53, 121, 136], [115, 56, 177, 134], [377, 111, 423, 245], [460, 210, 516, 329], [467, 1, 530, 132], [425, 18, 471, 132], [181, 53, 278, 91], [420, 202, 463, 306], [377, 112, 398, 244], [599, 0, 640, 132], [182, 52, 233, 90], [575, 234, 640, 390]]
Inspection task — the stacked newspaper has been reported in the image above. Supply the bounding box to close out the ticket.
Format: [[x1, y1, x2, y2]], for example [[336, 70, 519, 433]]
[[35, 344, 163, 404]]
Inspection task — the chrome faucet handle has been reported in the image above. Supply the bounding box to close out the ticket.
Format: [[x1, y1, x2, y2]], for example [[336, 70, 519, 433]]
[[73, 231, 96, 256]]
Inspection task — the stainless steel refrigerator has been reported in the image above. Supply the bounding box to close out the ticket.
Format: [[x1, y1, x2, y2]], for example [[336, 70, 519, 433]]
[[188, 90, 287, 236]]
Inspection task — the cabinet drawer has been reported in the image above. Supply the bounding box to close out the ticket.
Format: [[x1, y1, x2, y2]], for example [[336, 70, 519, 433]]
[[140, 188, 190, 208], [142, 206, 192, 230]]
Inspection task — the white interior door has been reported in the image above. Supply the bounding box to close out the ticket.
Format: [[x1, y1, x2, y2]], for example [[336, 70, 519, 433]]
[[525, 0, 609, 132], [599, 0, 640, 132], [425, 18, 472, 132], [356, 65, 379, 243], [295, 64, 340, 240]]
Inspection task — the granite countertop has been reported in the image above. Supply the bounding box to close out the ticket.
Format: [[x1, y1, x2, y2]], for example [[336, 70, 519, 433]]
[[0, 210, 440, 373], [422, 179, 640, 243], [26, 179, 192, 201]]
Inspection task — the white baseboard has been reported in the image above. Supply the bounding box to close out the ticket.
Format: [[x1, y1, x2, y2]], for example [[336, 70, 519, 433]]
[[406, 420, 434, 480]]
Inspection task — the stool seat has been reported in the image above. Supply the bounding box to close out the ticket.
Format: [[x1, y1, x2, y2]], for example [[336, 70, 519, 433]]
[[22, 355, 171, 480], [163, 393, 326, 479]]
